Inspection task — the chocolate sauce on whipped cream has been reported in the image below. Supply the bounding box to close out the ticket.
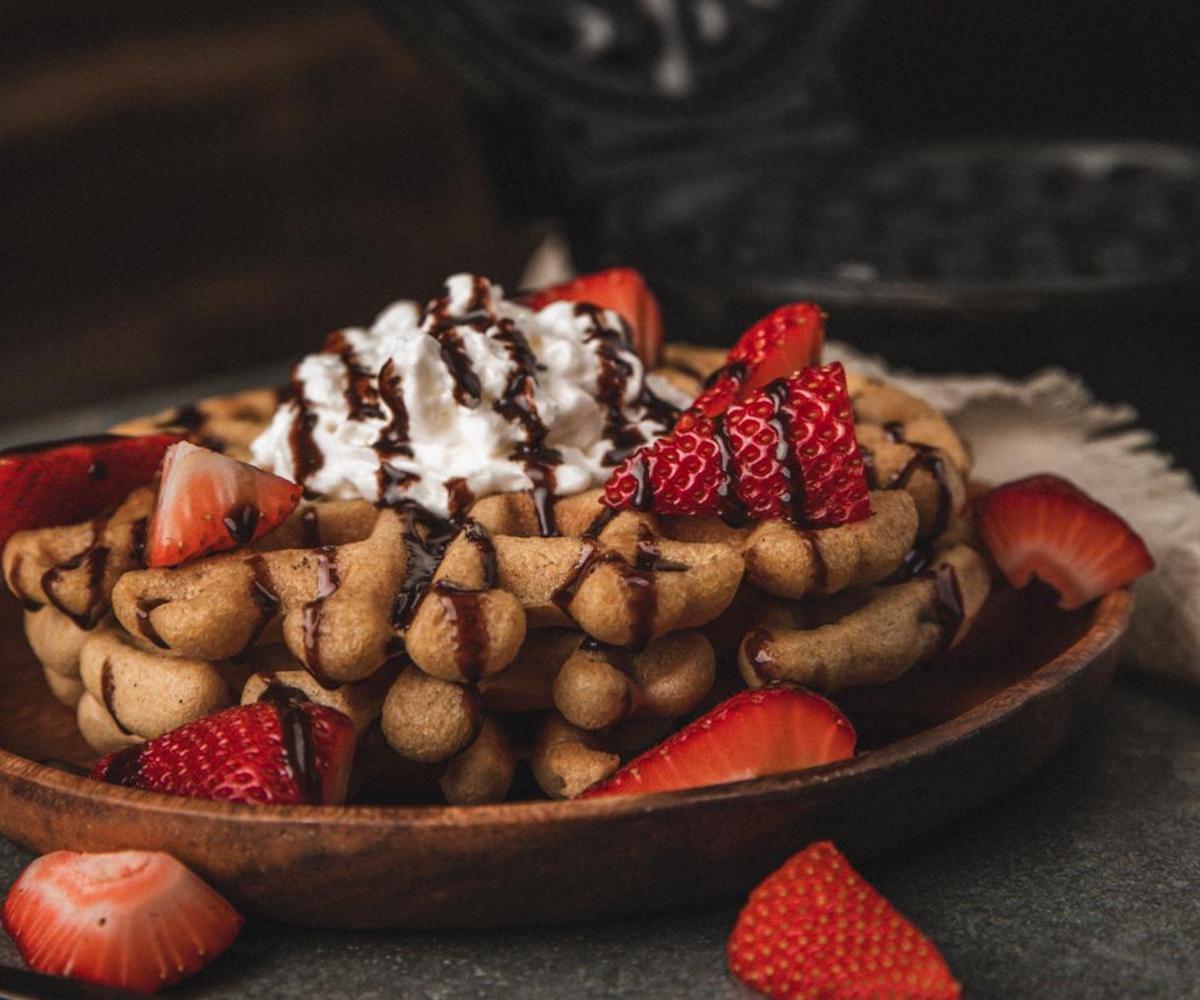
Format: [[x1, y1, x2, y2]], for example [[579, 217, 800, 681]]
[[324, 329, 384, 422]]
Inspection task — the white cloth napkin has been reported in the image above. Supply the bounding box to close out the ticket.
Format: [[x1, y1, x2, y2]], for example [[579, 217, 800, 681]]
[[521, 243, 1200, 684]]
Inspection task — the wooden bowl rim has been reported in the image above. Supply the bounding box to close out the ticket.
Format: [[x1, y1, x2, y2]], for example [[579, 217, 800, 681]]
[[0, 589, 1132, 832]]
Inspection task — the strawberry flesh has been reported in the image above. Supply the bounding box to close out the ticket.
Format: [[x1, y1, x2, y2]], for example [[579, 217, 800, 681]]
[[2, 850, 241, 995], [525, 267, 664, 368], [580, 684, 856, 798], [0, 433, 179, 550], [977, 474, 1153, 610], [146, 441, 301, 567], [727, 841, 961, 1000], [90, 699, 356, 805], [689, 303, 825, 419]]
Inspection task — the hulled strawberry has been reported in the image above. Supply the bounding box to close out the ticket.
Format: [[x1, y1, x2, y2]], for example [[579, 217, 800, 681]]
[[604, 363, 870, 528], [0, 433, 179, 550], [725, 363, 871, 526], [580, 685, 855, 798], [727, 841, 961, 1000], [687, 303, 825, 422], [2, 850, 241, 994], [977, 473, 1154, 609], [90, 699, 356, 805], [145, 441, 301, 567], [525, 267, 664, 368]]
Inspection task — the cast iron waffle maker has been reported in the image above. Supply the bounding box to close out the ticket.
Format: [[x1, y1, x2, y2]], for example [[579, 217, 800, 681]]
[[371, 1, 1200, 375]]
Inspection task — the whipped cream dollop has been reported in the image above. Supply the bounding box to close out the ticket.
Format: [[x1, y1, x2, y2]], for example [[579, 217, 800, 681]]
[[251, 274, 690, 523]]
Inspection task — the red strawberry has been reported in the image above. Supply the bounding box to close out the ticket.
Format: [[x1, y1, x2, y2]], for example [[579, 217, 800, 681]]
[[580, 685, 855, 798], [977, 473, 1154, 610], [2, 850, 241, 995], [90, 699, 356, 805], [602, 415, 735, 518], [724, 363, 871, 526], [145, 441, 301, 567], [526, 267, 664, 367], [688, 303, 825, 421], [0, 433, 179, 550], [727, 841, 961, 1000], [604, 363, 871, 528]]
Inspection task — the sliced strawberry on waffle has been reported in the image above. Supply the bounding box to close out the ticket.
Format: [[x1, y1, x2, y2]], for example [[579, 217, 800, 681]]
[[145, 441, 301, 567], [604, 363, 871, 527], [90, 699, 356, 805], [0, 433, 179, 550], [580, 685, 855, 798], [977, 473, 1154, 610], [725, 363, 871, 526], [686, 303, 825, 423], [727, 841, 961, 1000], [2, 850, 241, 994], [526, 267, 664, 367]]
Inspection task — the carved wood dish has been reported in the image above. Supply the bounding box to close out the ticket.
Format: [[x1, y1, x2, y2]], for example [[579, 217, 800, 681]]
[[0, 585, 1131, 929]]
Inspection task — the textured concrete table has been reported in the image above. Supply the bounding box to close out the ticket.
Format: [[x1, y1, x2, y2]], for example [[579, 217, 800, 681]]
[[2, 367, 1198, 999]]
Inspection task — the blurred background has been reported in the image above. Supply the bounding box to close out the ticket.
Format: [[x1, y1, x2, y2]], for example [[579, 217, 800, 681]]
[[2, 0, 1197, 462]]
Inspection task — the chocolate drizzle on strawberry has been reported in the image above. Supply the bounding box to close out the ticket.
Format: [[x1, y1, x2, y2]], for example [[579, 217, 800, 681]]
[[301, 547, 341, 689], [763, 378, 811, 527], [223, 503, 259, 547], [98, 744, 144, 787], [134, 597, 169, 649], [712, 416, 751, 527], [257, 682, 322, 803], [100, 658, 133, 736], [324, 329, 384, 422]]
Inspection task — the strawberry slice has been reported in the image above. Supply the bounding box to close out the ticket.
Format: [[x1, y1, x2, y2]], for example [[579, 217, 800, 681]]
[[90, 698, 356, 805], [580, 685, 855, 798], [525, 267, 664, 367], [977, 473, 1154, 610], [0, 433, 179, 550], [604, 363, 871, 528], [145, 441, 301, 567], [687, 303, 825, 422], [2, 850, 241, 995], [725, 363, 871, 526], [727, 841, 961, 1000]]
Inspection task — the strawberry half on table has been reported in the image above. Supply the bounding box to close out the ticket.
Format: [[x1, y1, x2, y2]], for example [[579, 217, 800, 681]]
[[0, 433, 180, 550], [581, 685, 856, 798], [604, 361, 871, 527], [145, 441, 301, 567], [727, 841, 961, 1000], [91, 700, 356, 805], [977, 474, 1154, 609], [2, 850, 242, 995], [525, 266, 665, 368]]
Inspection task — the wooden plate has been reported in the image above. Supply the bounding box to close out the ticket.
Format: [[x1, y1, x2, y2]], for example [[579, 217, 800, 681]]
[[0, 585, 1131, 929]]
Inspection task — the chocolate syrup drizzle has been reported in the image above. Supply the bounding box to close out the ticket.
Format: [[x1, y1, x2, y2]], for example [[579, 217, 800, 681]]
[[99, 743, 143, 787], [299, 507, 320, 549], [288, 371, 324, 486], [374, 358, 413, 457], [763, 378, 811, 527], [40, 516, 110, 630], [324, 329, 384, 422], [245, 555, 281, 653], [301, 547, 341, 689], [223, 503, 260, 547], [256, 681, 323, 803], [100, 658, 133, 736], [134, 597, 169, 649]]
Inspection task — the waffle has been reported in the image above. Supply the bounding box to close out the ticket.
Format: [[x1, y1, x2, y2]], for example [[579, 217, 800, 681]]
[[4, 352, 992, 804]]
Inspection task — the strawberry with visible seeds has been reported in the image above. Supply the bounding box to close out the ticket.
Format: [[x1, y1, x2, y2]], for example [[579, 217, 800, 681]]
[[604, 363, 871, 528], [688, 303, 825, 421], [977, 473, 1154, 610], [727, 841, 961, 1000], [0, 433, 179, 550], [2, 850, 241, 995], [91, 699, 356, 805], [725, 363, 871, 526], [146, 441, 301, 567], [580, 684, 855, 798], [525, 267, 664, 367]]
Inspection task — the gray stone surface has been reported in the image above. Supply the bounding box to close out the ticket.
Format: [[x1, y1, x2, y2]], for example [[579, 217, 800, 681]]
[[3, 673, 1198, 999]]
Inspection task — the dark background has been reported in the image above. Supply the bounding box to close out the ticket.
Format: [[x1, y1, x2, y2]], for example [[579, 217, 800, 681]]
[[2, 0, 1197, 441]]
